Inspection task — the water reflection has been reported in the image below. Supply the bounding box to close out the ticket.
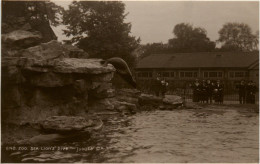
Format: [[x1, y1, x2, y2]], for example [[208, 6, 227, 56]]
[[3, 106, 259, 163]]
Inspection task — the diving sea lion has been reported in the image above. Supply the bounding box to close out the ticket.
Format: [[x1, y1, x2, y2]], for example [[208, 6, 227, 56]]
[[101, 57, 137, 88]]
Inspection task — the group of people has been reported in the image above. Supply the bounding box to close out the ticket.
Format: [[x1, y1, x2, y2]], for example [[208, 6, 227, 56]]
[[190, 79, 224, 104], [190, 79, 258, 104], [236, 80, 258, 104], [152, 74, 169, 97], [150, 74, 258, 104]]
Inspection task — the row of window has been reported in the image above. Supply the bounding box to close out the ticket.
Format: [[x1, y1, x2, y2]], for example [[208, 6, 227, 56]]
[[137, 71, 248, 78]]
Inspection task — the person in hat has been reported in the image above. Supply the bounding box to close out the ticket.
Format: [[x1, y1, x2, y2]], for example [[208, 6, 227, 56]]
[[200, 79, 207, 103], [236, 80, 246, 104], [152, 73, 162, 97], [190, 79, 201, 102], [214, 80, 224, 104], [205, 79, 214, 103], [246, 81, 258, 104], [161, 78, 169, 98]]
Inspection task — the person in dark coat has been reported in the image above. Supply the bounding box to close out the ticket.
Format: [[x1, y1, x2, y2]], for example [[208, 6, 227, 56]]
[[214, 80, 224, 104], [190, 79, 201, 102], [205, 79, 214, 103], [152, 73, 162, 97], [246, 81, 258, 104], [200, 80, 207, 103], [236, 80, 246, 104], [161, 78, 169, 98]]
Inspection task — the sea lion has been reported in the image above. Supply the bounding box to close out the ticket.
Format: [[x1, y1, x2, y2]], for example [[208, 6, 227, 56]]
[[101, 57, 137, 88]]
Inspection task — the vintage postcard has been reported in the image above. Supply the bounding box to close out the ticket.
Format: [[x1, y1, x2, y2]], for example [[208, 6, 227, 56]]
[[1, 0, 259, 163]]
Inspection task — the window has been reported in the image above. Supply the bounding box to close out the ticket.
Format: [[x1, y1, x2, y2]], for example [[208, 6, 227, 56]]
[[142, 72, 148, 77], [194, 72, 198, 77], [229, 71, 246, 78], [234, 72, 244, 77], [170, 72, 175, 77], [209, 72, 218, 77], [185, 72, 193, 77], [179, 72, 197, 78], [229, 72, 234, 78], [137, 72, 152, 78], [180, 72, 184, 77], [204, 71, 222, 78], [162, 72, 170, 77], [204, 72, 208, 78]]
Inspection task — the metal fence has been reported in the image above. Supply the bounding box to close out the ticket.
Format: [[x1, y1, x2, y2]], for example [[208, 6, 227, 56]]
[[137, 80, 259, 104]]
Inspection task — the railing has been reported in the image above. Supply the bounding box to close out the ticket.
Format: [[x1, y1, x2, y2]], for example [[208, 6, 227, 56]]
[[136, 80, 259, 104]]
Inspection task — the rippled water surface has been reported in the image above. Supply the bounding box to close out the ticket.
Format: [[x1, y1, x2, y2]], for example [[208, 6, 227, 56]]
[[3, 105, 259, 163]]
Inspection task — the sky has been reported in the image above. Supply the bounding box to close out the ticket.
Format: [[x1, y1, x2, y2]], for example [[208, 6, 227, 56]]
[[52, 1, 259, 45]]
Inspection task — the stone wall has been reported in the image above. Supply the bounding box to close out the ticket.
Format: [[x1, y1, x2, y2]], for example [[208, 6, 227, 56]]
[[1, 24, 120, 125]]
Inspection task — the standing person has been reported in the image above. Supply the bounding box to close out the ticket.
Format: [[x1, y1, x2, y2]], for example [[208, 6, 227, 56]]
[[214, 80, 224, 104], [200, 80, 207, 103], [236, 80, 246, 104], [161, 78, 169, 98], [246, 81, 258, 104], [190, 79, 201, 102], [250, 82, 258, 104], [205, 79, 214, 103], [152, 73, 162, 97]]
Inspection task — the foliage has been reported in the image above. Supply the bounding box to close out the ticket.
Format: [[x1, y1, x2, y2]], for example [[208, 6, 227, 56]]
[[2, 1, 64, 26], [217, 22, 258, 52], [139, 43, 169, 59], [168, 23, 215, 53], [63, 1, 140, 67]]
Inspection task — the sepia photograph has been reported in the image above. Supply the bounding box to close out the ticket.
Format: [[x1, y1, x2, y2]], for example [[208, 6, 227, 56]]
[[1, 0, 259, 163]]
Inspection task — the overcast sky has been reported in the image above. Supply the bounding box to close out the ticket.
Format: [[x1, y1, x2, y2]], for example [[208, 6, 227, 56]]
[[53, 1, 259, 45]]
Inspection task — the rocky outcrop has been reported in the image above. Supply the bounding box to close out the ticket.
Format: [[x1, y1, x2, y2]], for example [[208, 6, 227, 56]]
[[2, 30, 42, 49], [138, 94, 183, 110], [41, 116, 93, 132], [1, 15, 184, 146], [1, 24, 116, 128]]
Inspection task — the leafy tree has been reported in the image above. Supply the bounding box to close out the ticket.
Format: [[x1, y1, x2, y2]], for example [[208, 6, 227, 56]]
[[139, 42, 169, 59], [63, 1, 140, 67], [217, 22, 258, 52], [2, 1, 64, 42], [168, 23, 215, 52]]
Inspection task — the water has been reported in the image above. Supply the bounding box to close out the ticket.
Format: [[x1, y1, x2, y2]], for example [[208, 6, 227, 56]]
[[3, 105, 259, 163]]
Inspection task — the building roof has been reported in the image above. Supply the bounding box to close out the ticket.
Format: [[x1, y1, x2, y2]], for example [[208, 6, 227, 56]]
[[136, 52, 259, 69]]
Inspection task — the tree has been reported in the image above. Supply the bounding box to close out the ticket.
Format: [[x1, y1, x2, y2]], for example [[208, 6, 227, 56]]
[[2, 1, 64, 42], [63, 1, 140, 67], [217, 22, 258, 52], [168, 23, 215, 53], [139, 42, 169, 59]]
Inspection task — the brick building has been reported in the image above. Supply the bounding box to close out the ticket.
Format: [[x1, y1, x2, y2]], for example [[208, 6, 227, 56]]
[[135, 52, 259, 93]]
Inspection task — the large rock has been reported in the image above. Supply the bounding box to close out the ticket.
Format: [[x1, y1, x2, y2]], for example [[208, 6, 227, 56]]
[[19, 57, 115, 74], [2, 30, 42, 49], [29, 72, 74, 87], [41, 116, 93, 132], [53, 58, 115, 74], [19, 40, 89, 60], [91, 72, 114, 82], [138, 94, 164, 106], [62, 44, 89, 59], [115, 89, 141, 105], [163, 95, 183, 105], [111, 100, 137, 114], [88, 98, 115, 112], [19, 40, 68, 60], [138, 93, 183, 109], [89, 82, 115, 99]]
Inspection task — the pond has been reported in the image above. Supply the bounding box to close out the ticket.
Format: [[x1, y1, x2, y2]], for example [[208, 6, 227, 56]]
[[2, 105, 259, 163]]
